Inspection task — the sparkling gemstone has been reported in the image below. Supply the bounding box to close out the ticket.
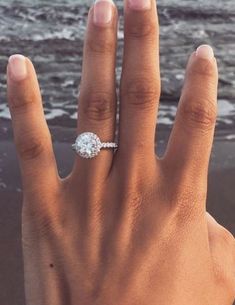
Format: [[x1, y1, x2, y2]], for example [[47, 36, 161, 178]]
[[74, 132, 102, 158]]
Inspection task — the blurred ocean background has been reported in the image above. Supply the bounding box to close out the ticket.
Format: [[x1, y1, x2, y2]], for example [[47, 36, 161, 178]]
[[0, 0, 235, 137]]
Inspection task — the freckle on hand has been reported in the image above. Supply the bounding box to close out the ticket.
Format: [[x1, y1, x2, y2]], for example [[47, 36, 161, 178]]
[[49, 263, 54, 268]]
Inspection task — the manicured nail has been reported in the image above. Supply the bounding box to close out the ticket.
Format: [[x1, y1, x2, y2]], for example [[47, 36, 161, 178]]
[[196, 45, 214, 61], [93, 0, 115, 26], [8, 54, 27, 81], [128, 0, 151, 10]]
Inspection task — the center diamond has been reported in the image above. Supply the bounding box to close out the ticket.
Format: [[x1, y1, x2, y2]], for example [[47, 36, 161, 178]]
[[75, 132, 102, 158]]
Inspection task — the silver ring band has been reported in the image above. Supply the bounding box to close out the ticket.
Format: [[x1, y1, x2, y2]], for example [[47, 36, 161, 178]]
[[100, 142, 118, 149]]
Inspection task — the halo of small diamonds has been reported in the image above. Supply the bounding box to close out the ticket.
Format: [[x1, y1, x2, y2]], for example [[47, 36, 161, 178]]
[[72, 132, 118, 159], [74, 132, 102, 159]]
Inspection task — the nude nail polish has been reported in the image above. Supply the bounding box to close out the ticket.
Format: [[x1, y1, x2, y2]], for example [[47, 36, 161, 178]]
[[93, 0, 115, 26], [8, 54, 27, 81], [196, 45, 214, 61], [128, 0, 151, 10]]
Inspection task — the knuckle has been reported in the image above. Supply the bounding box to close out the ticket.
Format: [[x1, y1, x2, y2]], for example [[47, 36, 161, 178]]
[[9, 95, 35, 114], [80, 91, 114, 121], [122, 77, 160, 110], [16, 134, 46, 161], [127, 19, 157, 39], [217, 227, 235, 245], [180, 98, 217, 130], [86, 36, 115, 55]]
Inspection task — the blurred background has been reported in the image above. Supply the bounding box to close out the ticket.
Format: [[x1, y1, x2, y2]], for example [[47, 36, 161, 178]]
[[0, 0, 234, 304]]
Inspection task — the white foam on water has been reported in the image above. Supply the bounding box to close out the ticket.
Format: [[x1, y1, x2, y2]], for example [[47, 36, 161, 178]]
[[45, 109, 69, 120], [158, 117, 174, 125], [218, 99, 235, 116], [217, 99, 235, 125], [61, 80, 74, 88], [65, 104, 77, 110], [117, 29, 124, 40], [175, 74, 184, 80], [225, 134, 235, 140], [70, 112, 78, 120], [0, 105, 11, 120], [32, 28, 76, 41]]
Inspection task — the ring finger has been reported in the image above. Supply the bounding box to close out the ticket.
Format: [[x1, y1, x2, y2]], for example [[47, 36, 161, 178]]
[[72, 0, 118, 180]]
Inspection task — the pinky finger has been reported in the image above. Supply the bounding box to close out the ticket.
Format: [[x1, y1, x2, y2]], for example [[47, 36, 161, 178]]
[[163, 45, 218, 185]]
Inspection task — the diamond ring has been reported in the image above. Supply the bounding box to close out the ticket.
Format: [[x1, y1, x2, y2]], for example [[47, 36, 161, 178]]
[[72, 132, 118, 159]]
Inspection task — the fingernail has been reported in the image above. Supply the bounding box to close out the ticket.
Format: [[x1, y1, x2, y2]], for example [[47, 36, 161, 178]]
[[196, 45, 214, 61], [128, 0, 151, 10], [8, 54, 27, 81], [93, 0, 115, 26]]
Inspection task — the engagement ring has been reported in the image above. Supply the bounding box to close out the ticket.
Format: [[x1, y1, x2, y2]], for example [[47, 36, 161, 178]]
[[72, 132, 118, 159]]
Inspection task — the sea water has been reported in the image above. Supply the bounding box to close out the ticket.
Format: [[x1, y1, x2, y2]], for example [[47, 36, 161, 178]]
[[0, 0, 234, 133]]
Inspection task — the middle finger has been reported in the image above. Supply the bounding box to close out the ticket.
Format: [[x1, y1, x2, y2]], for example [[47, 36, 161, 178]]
[[118, 0, 160, 161]]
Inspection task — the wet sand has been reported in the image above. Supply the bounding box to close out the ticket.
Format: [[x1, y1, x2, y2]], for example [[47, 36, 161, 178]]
[[0, 123, 235, 304]]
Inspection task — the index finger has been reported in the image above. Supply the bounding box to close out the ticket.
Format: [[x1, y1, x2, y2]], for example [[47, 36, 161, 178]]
[[7, 55, 59, 192]]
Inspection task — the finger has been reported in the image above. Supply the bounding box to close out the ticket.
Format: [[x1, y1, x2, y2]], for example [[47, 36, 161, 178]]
[[163, 45, 218, 184], [7, 54, 59, 192], [118, 0, 160, 160], [72, 0, 118, 180]]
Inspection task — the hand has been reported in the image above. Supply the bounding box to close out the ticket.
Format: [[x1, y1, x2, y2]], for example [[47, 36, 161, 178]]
[[7, 0, 235, 304]]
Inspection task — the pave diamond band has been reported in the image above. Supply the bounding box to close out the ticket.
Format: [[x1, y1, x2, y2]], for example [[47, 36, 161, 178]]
[[72, 132, 118, 159], [101, 142, 118, 149]]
